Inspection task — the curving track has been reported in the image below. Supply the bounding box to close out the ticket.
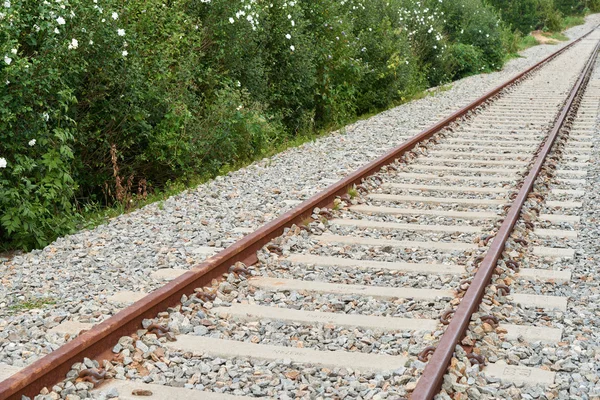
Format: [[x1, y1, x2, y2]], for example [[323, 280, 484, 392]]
[[2, 27, 600, 400]]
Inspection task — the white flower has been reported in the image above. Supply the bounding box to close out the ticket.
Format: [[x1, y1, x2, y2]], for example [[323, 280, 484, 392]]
[[89, 40, 94, 45], [117, 28, 125, 36], [28, 139, 36, 146], [0, 158, 6, 168], [54, 28, 60, 34], [229, 17, 234, 23], [4, 56, 11, 65], [291, 20, 295, 26], [112, 12, 118, 20], [56, 16, 65, 25], [68, 38, 79, 49], [10, 48, 16, 54], [3, 0, 9, 7], [285, 33, 291, 39], [42, 112, 49, 121], [122, 50, 128, 56], [290, 45, 295, 51]]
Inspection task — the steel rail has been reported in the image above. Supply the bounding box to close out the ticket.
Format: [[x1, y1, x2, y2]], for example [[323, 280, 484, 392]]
[[0, 28, 598, 400], [411, 33, 600, 400]]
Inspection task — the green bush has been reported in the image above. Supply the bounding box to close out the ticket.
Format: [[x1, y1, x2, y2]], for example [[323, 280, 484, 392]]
[[589, 0, 600, 12], [487, 0, 541, 33], [439, 0, 505, 70], [445, 44, 487, 79], [1, 0, 537, 250], [538, 0, 564, 31], [554, 0, 586, 14], [195, 86, 284, 175], [488, 0, 586, 33], [1, 0, 207, 249], [399, 0, 450, 85]]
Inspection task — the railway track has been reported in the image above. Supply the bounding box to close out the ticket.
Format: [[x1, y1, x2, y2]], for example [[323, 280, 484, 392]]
[[2, 28, 600, 400]]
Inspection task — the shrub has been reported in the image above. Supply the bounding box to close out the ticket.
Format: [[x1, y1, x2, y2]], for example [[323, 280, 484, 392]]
[[589, 0, 600, 12], [445, 44, 487, 79], [538, 0, 564, 31], [439, 0, 506, 71], [488, 0, 544, 33], [0, 0, 206, 249], [399, 0, 450, 85], [195, 86, 284, 175], [1, 0, 528, 250], [489, 0, 586, 33], [554, 0, 586, 14]]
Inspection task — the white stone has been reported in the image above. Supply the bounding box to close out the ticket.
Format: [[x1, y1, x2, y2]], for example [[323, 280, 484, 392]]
[[501, 324, 562, 343], [382, 182, 509, 194], [368, 193, 505, 206], [511, 293, 567, 311], [532, 246, 575, 258], [351, 205, 497, 219], [107, 291, 147, 305], [518, 268, 572, 283], [211, 303, 438, 332], [485, 361, 555, 385], [287, 254, 464, 274], [249, 277, 453, 300], [93, 380, 256, 399], [332, 218, 482, 233], [317, 234, 476, 251], [151, 269, 188, 281], [166, 336, 408, 372]]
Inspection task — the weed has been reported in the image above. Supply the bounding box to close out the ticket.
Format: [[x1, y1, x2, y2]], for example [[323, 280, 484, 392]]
[[562, 15, 585, 30], [348, 187, 359, 199], [550, 32, 570, 41], [518, 35, 540, 51], [9, 297, 57, 312]]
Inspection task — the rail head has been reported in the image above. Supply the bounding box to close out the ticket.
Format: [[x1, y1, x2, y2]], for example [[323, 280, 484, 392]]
[[1, 25, 598, 400], [409, 29, 600, 400]]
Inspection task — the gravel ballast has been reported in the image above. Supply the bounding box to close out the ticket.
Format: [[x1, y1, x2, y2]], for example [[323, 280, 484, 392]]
[[2, 15, 600, 397]]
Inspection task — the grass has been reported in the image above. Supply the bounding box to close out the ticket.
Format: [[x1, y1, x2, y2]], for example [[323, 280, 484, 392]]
[[347, 187, 359, 199], [549, 31, 570, 41], [562, 15, 585, 30], [517, 35, 540, 51], [9, 297, 57, 312]]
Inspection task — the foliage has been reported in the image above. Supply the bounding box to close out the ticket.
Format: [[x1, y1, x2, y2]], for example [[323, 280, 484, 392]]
[[439, 0, 505, 70], [0, 0, 588, 250], [487, 0, 588, 32], [445, 44, 487, 79]]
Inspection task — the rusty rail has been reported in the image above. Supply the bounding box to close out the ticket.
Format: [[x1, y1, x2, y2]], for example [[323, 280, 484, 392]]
[[1, 28, 598, 400], [410, 32, 600, 400]]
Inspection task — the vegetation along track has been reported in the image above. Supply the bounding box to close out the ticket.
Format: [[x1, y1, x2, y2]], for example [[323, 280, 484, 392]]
[[2, 26, 600, 400]]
